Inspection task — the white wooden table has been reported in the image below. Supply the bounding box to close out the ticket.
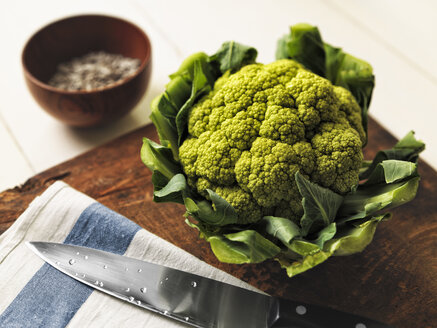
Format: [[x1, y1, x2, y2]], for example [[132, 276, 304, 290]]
[[1, 0, 436, 191]]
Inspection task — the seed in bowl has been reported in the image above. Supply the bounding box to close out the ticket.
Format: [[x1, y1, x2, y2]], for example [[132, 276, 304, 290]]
[[48, 51, 141, 91]]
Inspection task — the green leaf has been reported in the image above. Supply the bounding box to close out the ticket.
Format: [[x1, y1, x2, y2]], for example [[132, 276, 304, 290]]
[[175, 60, 212, 146], [207, 189, 238, 220], [150, 97, 179, 159], [207, 230, 281, 264], [276, 213, 387, 277], [169, 52, 210, 81], [153, 173, 187, 204], [338, 174, 420, 222], [395, 130, 426, 150], [295, 172, 343, 236], [184, 197, 199, 215], [275, 34, 290, 61], [140, 138, 181, 180], [339, 133, 422, 223], [210, 41, 258, 74], [260, 216, 301, 246], [313, 223, 337, 249], [325, 214, 390, 256], [324, 43, 374, 142], [153, 93, 179, 122], [184, 189, 238, 226], [151, 170, 170, 191], [364, 160, 417, 185], [276, 23, 326, 77], [164, 76, 192, 115], [289, 239, 321, 256], [275, 240, 332, 277], [360, 131, 425, 179]]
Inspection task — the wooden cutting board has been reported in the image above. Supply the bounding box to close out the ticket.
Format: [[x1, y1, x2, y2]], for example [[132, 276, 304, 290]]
[[0, 117, 436, 327]]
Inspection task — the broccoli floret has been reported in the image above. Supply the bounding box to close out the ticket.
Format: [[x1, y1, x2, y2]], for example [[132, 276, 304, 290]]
[[179, 59, 364, 223]]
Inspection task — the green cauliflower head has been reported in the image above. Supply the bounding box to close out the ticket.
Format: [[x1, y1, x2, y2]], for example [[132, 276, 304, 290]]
[[179, 59, 364, 224]]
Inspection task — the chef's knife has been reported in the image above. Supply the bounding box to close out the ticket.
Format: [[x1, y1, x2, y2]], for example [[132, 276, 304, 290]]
[[27, 241, 392, 328]]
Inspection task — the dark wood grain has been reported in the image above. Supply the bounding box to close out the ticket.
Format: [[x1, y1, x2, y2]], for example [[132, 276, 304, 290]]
[[0, 117, 435, 327]]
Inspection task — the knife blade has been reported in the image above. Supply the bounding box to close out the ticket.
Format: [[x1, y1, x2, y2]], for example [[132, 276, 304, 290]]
[[26, 241, 392, 328]]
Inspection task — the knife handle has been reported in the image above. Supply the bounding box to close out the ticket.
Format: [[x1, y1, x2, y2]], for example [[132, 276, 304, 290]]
[[269, 298, 393, 328]]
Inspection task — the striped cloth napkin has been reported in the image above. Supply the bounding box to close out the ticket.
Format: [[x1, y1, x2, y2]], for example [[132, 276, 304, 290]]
[[0, 181, 258, 327]]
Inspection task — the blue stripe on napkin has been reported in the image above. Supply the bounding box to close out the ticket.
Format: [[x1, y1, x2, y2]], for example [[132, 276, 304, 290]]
[[0, 202, 141, 328]]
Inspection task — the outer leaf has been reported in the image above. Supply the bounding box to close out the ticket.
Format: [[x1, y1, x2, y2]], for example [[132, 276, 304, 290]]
[[206, 189, 238, 223], [275, 34, 290, 61], [276, 246, 332, 277], [360, 131, 425, 179], [338, 175, 420, 222], [183, 197, 200, 216], [313, 223, 337, 249], [175, 60, 212, 146], [364, 160, 417, 186], [277, 214, 388, 277], [324, 43, 374, 141], [140, 138, 181, 180], [260, 216, 301, 246], [210, 41, 258, 74], [395, 130, 426, 150], [150, 96, 179, 159], [295, 172, 343, 236], [169, 52, 211, 82], [153, 173, 187, 204], [163, 76, 192, 112], [289, 239, 320, 256], [207, 230, 281, 264], [184, 189, 238, 226], [276, 23, 326, 77], [151, 170, 170, 191], [325, 214, 390, 256]]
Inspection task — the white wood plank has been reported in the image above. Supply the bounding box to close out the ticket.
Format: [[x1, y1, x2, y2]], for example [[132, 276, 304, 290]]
[[0, 116, 34, 190], [327, 0, 437, 81]]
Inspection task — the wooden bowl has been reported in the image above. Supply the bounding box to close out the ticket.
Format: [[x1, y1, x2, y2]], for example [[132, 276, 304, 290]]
[[22, 14, 152, 127]]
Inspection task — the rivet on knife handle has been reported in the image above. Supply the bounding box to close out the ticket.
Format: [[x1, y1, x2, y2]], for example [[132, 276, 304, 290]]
[[269, 298, 393, 328]]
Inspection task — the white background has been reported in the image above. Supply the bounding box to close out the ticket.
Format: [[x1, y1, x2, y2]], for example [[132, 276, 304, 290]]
[[1, 0, 436, 191]]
